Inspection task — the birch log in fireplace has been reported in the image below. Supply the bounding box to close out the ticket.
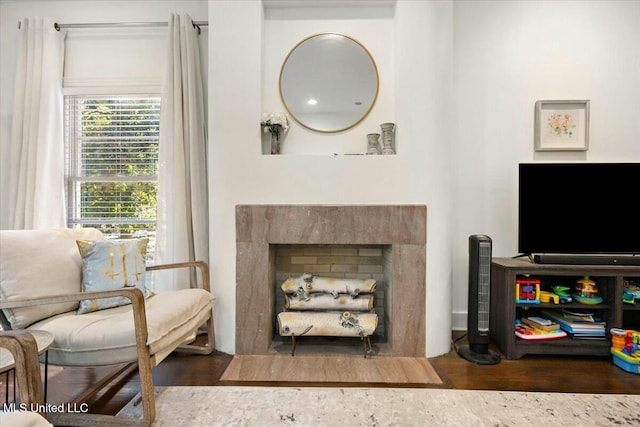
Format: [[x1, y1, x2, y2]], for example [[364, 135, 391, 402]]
[[277, 274, 379, 357]]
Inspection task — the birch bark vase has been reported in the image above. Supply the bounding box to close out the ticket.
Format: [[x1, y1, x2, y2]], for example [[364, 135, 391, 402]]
[[380, 122, 395, 154], [366, 133, 381, 154]]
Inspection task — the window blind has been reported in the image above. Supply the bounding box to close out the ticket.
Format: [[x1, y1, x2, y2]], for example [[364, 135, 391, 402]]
[[65, 95, 160, 246]]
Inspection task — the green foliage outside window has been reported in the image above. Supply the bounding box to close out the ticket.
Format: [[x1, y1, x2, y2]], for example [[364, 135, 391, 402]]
[[66, 96, 160, 245]]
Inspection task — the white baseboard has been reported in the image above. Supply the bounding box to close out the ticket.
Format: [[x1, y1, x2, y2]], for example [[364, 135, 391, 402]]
[[451, 310, 467, 331]]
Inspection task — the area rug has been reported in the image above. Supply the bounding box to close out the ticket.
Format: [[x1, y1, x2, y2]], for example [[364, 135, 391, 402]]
[[118, 386, 640, 426]]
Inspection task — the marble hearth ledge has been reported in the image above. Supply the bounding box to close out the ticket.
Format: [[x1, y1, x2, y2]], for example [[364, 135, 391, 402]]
[[235, 204, 427, 357]]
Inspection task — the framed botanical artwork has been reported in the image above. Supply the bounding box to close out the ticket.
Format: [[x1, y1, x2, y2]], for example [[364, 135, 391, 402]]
[[534, 100, 590, 151]]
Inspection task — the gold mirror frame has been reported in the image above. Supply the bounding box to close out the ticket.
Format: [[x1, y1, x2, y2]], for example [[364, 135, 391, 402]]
[[279, 33, 379, 133]]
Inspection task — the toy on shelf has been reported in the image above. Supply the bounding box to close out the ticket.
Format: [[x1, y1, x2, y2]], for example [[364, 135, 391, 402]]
[[515, 278, 540, 304], [622, 280, 640, 305], [610, 328, 627, 350], [610, 329, 640, 374], [572, 276, 603, 305], [623, 291, 637, 304], [514, 318, 567, 340], [551, 285, 572, 303], [539, 291, 559, 304], [521, 316, 560, 331]]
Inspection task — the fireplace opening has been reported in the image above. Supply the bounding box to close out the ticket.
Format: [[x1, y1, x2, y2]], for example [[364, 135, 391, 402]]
[[270, 244, 392, 355]]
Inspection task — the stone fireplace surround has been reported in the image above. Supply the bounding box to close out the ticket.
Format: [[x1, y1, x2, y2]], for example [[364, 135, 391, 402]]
[[236, 205, 426, 357]]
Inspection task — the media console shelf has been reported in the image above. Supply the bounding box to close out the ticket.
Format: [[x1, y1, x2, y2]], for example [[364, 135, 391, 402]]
[[490, 257, 640, 360]]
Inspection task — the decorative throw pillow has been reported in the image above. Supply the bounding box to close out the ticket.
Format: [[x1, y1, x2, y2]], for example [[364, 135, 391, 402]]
[[76, 238, 152, 314]]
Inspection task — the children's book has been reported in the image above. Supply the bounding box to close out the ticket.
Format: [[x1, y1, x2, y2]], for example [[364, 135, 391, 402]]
[[541, 309, 606, 336]]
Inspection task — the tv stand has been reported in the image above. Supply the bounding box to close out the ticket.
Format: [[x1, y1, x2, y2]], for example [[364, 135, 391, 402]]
[[533, 254, 640, 266], [491, 257, 640, 359]]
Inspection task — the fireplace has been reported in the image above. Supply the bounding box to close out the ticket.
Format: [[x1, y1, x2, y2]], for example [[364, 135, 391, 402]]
[[235, 205, 426, 357], [273, 243, 391, 344]]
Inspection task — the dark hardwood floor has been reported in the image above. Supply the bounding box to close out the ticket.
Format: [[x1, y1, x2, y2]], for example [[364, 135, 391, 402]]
[[2, 332, 637, 418]]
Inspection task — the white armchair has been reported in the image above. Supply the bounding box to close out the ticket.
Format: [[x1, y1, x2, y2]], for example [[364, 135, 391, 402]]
[[0, 228, 215, 426]]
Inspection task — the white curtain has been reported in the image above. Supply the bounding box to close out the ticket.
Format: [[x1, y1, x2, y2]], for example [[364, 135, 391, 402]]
[[8, 17, 66, 229], [154, 14, 209, 292]]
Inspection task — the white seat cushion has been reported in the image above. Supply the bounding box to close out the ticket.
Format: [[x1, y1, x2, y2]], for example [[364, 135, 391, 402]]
[[28, 288, 214, 366]]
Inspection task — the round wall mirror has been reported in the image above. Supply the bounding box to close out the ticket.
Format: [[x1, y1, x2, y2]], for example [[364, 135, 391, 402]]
[[279, 33, 379, 133]]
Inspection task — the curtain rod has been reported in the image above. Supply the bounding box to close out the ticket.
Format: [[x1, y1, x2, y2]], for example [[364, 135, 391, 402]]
[[18, 20, 208, 31]]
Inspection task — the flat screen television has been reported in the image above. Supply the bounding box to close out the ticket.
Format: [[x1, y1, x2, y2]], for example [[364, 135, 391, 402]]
[[518, 162, 640, 265]]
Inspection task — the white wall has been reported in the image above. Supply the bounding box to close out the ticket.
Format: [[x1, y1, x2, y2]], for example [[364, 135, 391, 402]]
[[450, 0, 640, 329], [209, 0, 453, 356], [395, 0, 454, 357], [262, 6, 395, 154]]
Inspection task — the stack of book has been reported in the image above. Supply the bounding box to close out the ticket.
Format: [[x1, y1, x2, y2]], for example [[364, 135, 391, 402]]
[[515, 316, 567, 340], [541, 309, 606, 339]]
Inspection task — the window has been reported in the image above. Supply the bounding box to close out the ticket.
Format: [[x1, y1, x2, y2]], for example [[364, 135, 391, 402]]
[[64, 95, 160, 257]]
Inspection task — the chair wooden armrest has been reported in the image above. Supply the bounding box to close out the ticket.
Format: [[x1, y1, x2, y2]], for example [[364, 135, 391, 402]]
[[0, 330, 44, 406], [146, 260, 211, 292], [0, 288, 146, 310]]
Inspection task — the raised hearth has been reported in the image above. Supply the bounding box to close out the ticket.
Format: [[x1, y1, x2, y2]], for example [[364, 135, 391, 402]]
[[236, 205, 426, 356]]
